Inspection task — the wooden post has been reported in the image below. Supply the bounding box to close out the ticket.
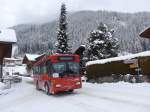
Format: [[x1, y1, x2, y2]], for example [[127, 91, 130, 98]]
[[0, 59, 3, 82]]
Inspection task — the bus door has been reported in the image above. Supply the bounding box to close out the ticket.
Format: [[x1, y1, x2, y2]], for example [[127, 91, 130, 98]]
[[41, 63, 47, 88], [38, 65, 43, 88], [46, 60, 53, 78]]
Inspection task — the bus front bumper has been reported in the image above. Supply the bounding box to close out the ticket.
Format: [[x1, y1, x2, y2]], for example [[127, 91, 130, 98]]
[[53, 82, 82, 93]]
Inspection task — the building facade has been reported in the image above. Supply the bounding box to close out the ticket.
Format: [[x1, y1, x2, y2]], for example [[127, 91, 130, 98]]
[[0, 29, 17, 80]]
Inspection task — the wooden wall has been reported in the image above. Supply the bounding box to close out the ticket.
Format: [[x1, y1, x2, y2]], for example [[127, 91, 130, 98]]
[[139, 57, 150, 78], [0, 43, 12, 63], [0, 43, 12, 80], [86, 61, 131, 79]]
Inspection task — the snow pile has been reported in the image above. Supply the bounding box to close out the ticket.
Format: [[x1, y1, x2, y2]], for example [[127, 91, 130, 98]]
[[86, 50, 150, 66], [23, 76, 33, 82], [0, 82, 5, 90], [0, 82, 8, 93], [0, 29, 17, 43]]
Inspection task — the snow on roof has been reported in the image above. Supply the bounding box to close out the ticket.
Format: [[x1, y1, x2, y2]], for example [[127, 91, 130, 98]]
[[25, 54, 41, 61], [80, 45, 86, 47], [86, 51, 150, 66], [4, 57, 22, 61], [0, 29, 17, 43]]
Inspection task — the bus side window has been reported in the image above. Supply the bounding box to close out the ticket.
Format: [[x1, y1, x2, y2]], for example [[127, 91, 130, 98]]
[[38, 66, 41, 75], [43, 63, 47, 74], [34, 66, 37, 74], [46, 60, 52, 77], [33, 67, 35, 74]]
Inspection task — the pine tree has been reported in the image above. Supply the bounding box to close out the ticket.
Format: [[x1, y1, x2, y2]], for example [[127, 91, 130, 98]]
[[86, 22, 119, 61], [56, 3, 71, 54]]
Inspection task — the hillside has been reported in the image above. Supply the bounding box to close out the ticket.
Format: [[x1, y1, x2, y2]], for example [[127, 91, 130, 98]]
[[13, 10, 150, 55]]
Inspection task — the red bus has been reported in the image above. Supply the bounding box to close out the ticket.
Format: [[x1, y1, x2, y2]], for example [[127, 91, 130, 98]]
[[33, 54, 82, 95]]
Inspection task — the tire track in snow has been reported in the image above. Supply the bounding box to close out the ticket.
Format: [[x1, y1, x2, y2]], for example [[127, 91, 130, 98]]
[[79, 90, 150, 109], [53, 92, 109, 112], [57, 90, 150, 112], [0, 90, 36, 111], [83, 85, 150, 99], [1, 80, 150, 112]]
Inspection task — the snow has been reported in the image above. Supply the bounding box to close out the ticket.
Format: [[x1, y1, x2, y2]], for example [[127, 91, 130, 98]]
[[25, 54, 41, 61], [3, 65, 28, 76], [86, 23, 119, 61], [0, 78, 150, 112], [86, 50, 150, 66], [4, 57, 21, 61], [0, 82, 8, 94], [93, 40, 104, 44], [0, 82, 5, 90], [0, 29, 17, 43], [119, 21, 127, 27], [80, 45, 86, 48]]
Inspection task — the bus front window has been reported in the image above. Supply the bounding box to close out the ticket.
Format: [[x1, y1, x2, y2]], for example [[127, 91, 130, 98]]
[[52, 62, 79, 77], [53, 62, 66, 73], [68, 62, 79, 74]]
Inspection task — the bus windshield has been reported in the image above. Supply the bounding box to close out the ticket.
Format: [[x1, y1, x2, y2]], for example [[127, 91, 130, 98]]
[[52, 62, 79, 76]]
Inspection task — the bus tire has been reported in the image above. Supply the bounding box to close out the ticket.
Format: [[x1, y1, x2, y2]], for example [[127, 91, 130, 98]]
[[69, 89, 74, 93], [36, 81, 40, 90], [45, 83, 51, 95]]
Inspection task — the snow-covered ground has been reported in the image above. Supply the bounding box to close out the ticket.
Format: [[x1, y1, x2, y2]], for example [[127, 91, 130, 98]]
[[0, 77, 150, 112], [0, 82, 5, 90]]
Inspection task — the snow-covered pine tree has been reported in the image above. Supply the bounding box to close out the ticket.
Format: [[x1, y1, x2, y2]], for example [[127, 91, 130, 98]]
[[86, 22, 119, 61], [56, 3, 71, 54]]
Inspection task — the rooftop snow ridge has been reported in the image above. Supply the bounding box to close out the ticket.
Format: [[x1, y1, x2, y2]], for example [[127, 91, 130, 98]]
[[25, 54, 41, 61], [0, 29, 17, 43], [86, 51, 150, 66]]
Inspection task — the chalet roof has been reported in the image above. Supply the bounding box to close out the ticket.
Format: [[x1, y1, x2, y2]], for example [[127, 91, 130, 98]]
[[0, 29, 17, 43], [22, 54, 41, 65], [25, 54, 41, 61], [140, 27, 150, 39], [4, 57, 22, 61]]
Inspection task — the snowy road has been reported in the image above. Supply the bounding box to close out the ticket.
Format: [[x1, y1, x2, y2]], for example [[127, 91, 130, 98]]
[[0, 78, 150, 112]]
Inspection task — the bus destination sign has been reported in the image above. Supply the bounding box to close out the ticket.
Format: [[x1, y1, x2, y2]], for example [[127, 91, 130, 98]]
[[58, 56, 74, 61]]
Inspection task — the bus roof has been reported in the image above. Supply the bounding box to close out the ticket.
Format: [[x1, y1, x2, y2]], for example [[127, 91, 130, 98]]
[[34, 54, 80, 66]]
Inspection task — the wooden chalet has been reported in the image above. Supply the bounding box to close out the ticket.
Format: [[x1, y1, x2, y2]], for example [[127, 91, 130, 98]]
[[22, 54, 40, 76], [86, 51, 150, 82], [0, 29, 17, 80], [85, 27, 150, 82]]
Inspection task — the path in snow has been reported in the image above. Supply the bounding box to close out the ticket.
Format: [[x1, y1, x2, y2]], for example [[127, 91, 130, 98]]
[[0, 78, 150, 112]]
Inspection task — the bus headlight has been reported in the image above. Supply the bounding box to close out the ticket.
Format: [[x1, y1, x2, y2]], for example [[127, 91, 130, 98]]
[[76, 82, 81, 85], [56, 84, 62, 87]]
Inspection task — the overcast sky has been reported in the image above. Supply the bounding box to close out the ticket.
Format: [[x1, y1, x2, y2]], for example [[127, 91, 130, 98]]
[[0, 0, 150, 28]]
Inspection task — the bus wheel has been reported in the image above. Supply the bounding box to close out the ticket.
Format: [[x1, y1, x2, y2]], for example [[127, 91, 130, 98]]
[[36, 81, 40, 90], [45, 84, 50, 95], [69, 89, 74, 93]]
